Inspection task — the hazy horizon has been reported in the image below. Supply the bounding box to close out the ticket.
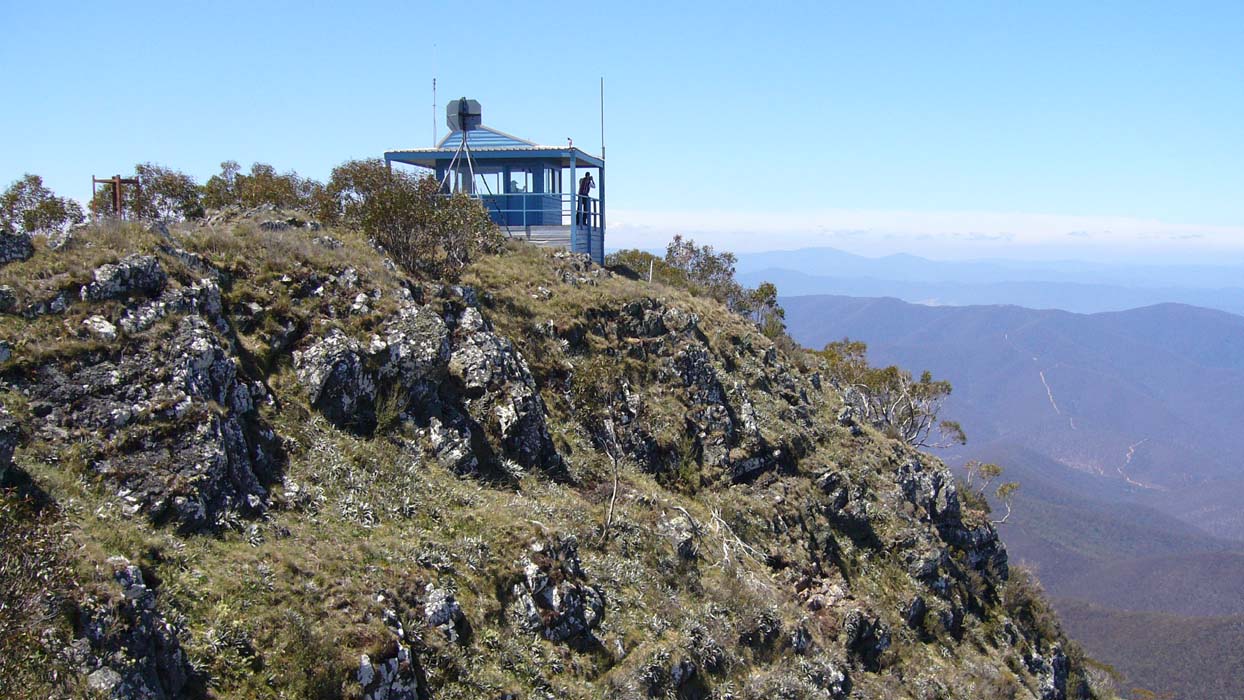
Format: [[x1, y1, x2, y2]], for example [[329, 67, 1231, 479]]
[[6, 2, 1244, 267]]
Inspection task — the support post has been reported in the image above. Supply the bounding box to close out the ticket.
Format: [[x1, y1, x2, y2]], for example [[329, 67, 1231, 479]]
[[598, 164, 606, 264], [569, 152, 579, 255]]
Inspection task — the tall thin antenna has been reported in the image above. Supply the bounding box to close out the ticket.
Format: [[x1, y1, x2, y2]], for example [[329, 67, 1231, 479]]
[[600, 77, 606, 160], [432, 43, 438, 146]]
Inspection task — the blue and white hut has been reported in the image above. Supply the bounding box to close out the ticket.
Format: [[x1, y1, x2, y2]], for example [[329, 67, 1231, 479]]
[[384, 98, 606, 264]]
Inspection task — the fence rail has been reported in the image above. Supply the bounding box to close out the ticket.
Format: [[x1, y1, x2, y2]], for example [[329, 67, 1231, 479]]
[[448, 191, 601, 231]]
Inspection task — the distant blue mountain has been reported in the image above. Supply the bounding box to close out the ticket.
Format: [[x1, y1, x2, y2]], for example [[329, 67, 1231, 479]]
[[735, 246, 1244, 289], [734, 247, 1244, 314], [780, 294, 1244, 540]]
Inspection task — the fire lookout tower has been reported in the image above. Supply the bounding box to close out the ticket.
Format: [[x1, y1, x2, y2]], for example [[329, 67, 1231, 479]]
[[384, 98, 606, 264]]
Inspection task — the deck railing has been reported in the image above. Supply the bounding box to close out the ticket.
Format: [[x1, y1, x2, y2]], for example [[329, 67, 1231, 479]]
[[451, 191, 601, 231]]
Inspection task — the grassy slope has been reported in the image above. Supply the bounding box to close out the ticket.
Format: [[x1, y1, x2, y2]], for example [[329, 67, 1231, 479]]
[[0, 219, 1112, 699]]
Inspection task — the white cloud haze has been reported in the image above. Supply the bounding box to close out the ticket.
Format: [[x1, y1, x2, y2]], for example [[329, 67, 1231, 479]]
[[608, 208, 1244, 262]]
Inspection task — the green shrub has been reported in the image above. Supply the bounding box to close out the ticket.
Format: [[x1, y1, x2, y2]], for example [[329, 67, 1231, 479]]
[[89, 162, 204, 221], [0, 174, 84, 235], [202, 161, 321, 211], [608, 237, 788, 341], [817, 338, 965, 448], [362, 173, 502, 282], [318, 158, 393, 228]]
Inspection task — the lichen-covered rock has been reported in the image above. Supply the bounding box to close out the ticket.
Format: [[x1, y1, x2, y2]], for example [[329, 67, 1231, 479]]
[[1027, 646, 1071, 700], [81, 254, 167, 301], [21, 290, 69, 317], [424, 413, 479, 474], [0, 284, 15, 313], [295, 328, 376, 432], [359, 595, 427, 700], [662, 512, 701, 560], [842, 609, 890, 671], [22, 315, 278, 530], [424, 583, 465, 643], [897, 456, 1008, 577], [0, 405, 18, 486], [120, 278, 224, 335], [836, 404, 863, 436], [509, 537, 604, 643], [358, 646, 423, 700], [373, 302, 450, 388], [447, 306, 561, 475], [295, 296, 562, 477], [0, 229, 33, 265], [83, 315, 118, 341], [69, 556, 194, 700]]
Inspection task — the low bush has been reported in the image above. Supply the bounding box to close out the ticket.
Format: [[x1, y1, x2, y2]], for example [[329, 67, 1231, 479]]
[[0, 174, 84, 235], [89, 163, 204, 221], [361, 171, 502, 282]]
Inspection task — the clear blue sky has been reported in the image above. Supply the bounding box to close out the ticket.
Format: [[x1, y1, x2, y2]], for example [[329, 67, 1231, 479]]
[[3, 1, 1243, 260]]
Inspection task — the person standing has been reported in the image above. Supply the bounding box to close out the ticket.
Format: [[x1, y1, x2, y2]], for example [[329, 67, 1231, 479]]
[[577, 172, 595, 226]]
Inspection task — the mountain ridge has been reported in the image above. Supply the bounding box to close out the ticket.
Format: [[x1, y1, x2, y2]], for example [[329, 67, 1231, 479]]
[[0, 214, 1115, 699]]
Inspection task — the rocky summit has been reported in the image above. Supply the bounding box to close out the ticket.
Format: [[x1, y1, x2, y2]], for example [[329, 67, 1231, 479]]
[[0, 214, 1114, 699]]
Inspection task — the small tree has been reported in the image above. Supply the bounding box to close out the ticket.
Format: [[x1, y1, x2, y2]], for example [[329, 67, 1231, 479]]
[[202, 160, 242, 210], [963, 460, 1020, 524], [664, 234, 745, 309], [747, 281, 786, 340], [137, 163, 203, 221], [235, 163, 319, 210], [818, 338, 965, 448], [319, 158, 393, 228], [658, 235, 790, 340], [992, 481, 1019, 524], [0, 174, 85, 236], [89, 163, 203, 221], [201, 161, 320, 211], [606, 249, 691, 287], [362, 173, 502, 281]]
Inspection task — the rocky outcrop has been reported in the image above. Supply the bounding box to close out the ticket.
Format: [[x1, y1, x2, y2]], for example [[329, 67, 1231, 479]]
[[81, 255, 167, 302], [509, 537, 604, 643], [1027, 646, 1071, 700], [359, 592, 427, 700], [563, 296, 811, 484], [69, 556, 194, 700], [295, 329, 377, 431], [22, 315, 279, 530], [0, 405, 17, 486], [423, 583, 466, 643], [295, 293, 562, 477], [358, 647, 422, 700], [842, 609, 891, 671], [0, 222, 1108, 699], [446, 305, 560, 475], [0, 229, 34, 265], [898, 456, 1008, 578], [120, 278, 224, 335]]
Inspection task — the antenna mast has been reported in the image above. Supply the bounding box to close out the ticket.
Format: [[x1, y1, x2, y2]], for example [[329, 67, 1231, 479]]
[[432, 77, 438, 146], [600, 77, 605, 160]]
